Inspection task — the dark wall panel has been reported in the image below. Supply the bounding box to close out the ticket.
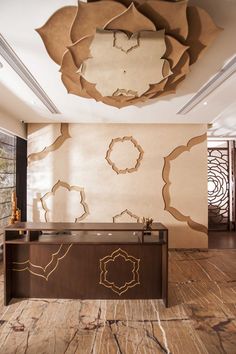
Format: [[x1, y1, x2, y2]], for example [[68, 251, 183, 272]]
[[16, 137, 27, 221]]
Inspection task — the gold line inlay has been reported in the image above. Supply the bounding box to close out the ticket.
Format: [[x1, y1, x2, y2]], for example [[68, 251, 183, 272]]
[[12, 244, 73, 281]]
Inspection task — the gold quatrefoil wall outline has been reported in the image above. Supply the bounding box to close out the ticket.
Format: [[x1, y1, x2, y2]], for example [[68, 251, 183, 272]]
[[40, 180, 89, 222], [162, 132, 208, 234], [12, 244, 73, 281], [99, 248, 140, 295], [105, 136, 144, 174]]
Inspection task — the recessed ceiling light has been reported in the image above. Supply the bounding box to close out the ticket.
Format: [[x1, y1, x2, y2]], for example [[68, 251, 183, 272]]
[[203, 101, 208, 106]]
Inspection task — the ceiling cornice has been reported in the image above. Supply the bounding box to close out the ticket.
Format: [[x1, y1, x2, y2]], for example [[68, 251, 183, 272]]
[[177, 55, 236, 115], [0, 34, 60, 114]]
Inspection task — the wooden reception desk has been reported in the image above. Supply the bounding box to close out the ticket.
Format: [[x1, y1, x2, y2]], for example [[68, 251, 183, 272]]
[[4, 222, 168, 306]]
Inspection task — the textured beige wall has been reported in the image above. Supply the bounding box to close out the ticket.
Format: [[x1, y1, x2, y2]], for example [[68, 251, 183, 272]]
[[0, 111, 26, 138], [27, 123, 208, 248]]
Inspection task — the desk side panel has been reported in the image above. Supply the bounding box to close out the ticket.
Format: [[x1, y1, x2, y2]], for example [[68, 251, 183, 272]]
[[162, 242, 168, 307], [4, 243, 12, 306]]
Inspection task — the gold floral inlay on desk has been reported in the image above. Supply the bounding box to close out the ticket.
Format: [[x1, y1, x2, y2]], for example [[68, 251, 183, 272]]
[[99, 248, 140, 295]]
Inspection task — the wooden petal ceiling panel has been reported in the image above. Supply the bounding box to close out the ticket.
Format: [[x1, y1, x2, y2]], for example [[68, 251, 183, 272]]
[[87, 0, 147, 6], [165, 35, 189, 69], [139, 0, 188, 41], [68, 36, 93, 69], [143, 78, 168, 97], [167, 51, 190, 85], [36, 0, 221, 108], [186, 6, 222, 64], [70, 1, 126, 42], [104, 3, 156, 33], [60, 51, 90, 98], [36, 6, 77, 65], [80, 77, 130, 108]]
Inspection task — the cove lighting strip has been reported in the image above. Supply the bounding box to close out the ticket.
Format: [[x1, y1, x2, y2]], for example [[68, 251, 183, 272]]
[[0, 34, 60, 114], [177, 55, 236, 115]]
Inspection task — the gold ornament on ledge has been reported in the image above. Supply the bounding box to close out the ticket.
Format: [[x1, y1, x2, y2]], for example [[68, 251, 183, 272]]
[[9, 190, 21, 224], [142, 217, 153, 232]]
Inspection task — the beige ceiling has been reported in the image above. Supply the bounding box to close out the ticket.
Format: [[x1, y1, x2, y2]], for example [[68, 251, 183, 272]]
[[0, 0, 236, 138]]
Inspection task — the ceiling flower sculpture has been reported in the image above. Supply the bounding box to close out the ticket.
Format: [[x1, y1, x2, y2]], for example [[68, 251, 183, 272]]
[[37, 0, 221, 108]]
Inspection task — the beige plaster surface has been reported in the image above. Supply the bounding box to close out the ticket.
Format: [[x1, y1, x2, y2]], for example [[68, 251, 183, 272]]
[[27, 123, 208, 248], [0, 111, 26, 139], [169, 142, 208, 226], [41, 181, 88, 223], [27, 123, 61, 156]]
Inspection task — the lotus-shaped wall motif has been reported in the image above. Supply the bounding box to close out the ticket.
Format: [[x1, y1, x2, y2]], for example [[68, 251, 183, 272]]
[[37, 0, 221, 108], [41, 180, 89, 222]]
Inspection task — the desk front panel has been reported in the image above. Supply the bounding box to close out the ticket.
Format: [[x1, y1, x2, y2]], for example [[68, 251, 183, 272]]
[[8, 243, 163, 300]]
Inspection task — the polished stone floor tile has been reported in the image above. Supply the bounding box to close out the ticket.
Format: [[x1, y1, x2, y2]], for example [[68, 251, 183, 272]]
[[0, 250, 236, 353]]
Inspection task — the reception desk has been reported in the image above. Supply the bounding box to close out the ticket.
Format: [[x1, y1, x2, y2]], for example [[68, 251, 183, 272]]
[[4, 222, 168, 306]]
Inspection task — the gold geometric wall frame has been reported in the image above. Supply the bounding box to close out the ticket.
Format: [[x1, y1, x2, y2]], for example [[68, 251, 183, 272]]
[[99, 248, 140, 295], [28, 123, 71, 164], [12, 244, 73, 281], [36, 1, 221, 108], [113, 209, 140, 223], [40, 180, 89, 222], [105, 136, 144, 174], [162, 133, 208, 234]]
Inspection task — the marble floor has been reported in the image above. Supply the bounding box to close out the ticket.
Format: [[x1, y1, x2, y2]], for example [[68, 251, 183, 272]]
[[0, 250, 236, 354]]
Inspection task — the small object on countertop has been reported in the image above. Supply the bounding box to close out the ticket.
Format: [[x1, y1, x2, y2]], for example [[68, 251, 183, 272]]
[[9, 190, 22, 224], [142, 217, 153, 231], [25, 230, 30, 242], [16, 209, 21, 222]]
